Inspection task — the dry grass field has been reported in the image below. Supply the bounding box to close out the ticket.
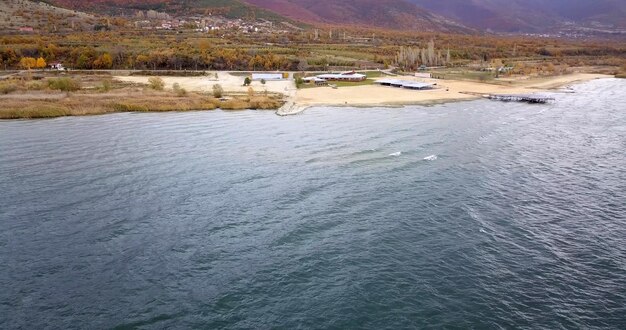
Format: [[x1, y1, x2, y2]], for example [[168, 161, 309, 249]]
[[0, 74, 284, 119]]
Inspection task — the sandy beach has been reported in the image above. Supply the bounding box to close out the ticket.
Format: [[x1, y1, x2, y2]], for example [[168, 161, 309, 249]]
[[294, 73, 610, 107]]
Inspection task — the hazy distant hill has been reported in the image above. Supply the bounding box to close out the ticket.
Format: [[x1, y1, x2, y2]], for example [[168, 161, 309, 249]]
[[241, 0, 470, 32], [407, 0, 626, 32]]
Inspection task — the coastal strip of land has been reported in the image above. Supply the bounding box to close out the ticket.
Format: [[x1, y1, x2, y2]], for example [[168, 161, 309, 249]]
[[0, 71, 614, 119], [114, 71, 611, 110]]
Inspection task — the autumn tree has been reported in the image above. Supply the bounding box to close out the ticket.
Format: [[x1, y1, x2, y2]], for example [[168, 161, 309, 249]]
[[135, 54, 149, 69], [19, 57, 37, 70], [93, 53, 113, 69], [36, 57, 47, 70]]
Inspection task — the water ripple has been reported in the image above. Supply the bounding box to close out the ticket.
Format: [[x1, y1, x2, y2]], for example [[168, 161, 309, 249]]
[[1, 79, 625, 329]]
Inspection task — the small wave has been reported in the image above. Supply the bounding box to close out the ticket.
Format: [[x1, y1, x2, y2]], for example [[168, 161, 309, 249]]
[[389, 151, 402, 157], [423, 155, 438, 161], [351, 148, 378, 156]]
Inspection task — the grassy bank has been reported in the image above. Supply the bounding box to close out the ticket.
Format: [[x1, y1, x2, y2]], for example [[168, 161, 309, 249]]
[[0, 75, 284, 119]]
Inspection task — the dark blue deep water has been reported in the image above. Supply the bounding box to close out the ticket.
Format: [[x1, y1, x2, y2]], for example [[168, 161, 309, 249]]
[[1, 79, 625, 329]]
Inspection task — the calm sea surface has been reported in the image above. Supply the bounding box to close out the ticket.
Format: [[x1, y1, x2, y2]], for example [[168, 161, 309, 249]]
[[1, 79, 625, 329]]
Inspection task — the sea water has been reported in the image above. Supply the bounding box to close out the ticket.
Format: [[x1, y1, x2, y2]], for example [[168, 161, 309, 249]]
[[1, 79, 625, 328]]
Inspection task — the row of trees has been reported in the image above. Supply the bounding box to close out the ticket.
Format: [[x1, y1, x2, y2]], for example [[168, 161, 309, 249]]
[[1, 30, 623, 71], [396, 40, 452, 70], [19, 57, 46, 70], [1, 46, 298, 71]]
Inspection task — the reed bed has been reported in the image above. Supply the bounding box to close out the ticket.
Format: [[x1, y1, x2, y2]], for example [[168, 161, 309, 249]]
[[1, 90, 283, 119]]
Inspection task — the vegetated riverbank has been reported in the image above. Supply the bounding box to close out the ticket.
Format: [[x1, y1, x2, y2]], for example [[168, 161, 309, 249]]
[[0, 74, 284, 119]]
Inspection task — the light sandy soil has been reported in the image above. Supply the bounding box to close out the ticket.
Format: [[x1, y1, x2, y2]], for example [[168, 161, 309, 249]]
[[295, 73, 610, 107], [115, 72, 294, 95]]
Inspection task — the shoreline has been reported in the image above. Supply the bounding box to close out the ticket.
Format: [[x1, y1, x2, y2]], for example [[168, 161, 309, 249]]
[[291, 73, 611, 111], [0, 72, 616, 119]]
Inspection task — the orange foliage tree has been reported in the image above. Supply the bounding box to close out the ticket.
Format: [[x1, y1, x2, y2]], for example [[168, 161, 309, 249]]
[[36, 57, 47, 69], [19, 57, 37, 70]]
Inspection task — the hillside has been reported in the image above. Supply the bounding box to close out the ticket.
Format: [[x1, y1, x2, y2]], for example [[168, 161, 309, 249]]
[[242, 0, 470, 32], [0, 0, 96, 33], [407, 0, 626, 32], [46, 0, 297, 23], [47, 0, 471, 33]]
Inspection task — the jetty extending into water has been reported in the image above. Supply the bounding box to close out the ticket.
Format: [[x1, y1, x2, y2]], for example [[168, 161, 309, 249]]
[[487, 94, 555, 104], [460, 92, 555, 104]]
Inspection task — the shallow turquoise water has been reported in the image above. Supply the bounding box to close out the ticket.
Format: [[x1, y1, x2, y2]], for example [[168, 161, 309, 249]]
[[1, 79, 625, 329]]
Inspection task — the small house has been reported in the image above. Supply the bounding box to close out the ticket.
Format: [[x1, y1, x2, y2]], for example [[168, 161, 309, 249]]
[[49, 62, 65, 71]]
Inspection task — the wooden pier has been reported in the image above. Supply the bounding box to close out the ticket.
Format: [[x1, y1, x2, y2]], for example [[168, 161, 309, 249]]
[[459, 92, 555, 104], [486, 94, 554, 104]]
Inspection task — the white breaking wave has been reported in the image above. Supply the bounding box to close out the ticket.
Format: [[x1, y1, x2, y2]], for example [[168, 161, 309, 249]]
[[389, 152, 402, 157], [423, 155, 438, 161]]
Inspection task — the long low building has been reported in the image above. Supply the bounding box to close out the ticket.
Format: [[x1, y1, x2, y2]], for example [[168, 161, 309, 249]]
[[302, 77, 328, 85], [375, 79, 434, 90], [303, 72, 367, 83], [316, 73, 367, 82], [251, 73, 285, 81]]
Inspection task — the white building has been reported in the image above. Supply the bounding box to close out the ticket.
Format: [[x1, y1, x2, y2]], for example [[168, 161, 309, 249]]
[[49, 62, 65, 71], [251, 73, 284, 81]]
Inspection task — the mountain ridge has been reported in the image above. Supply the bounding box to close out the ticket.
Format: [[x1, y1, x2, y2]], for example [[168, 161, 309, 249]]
[[46, 0, 472, 33], [44, 0, 626, 34], [241, 0, 471, 32], [406, 0, 626, 32]]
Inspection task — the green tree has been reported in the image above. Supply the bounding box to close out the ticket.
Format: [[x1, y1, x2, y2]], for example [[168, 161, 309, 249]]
[[295, 77, 304, 89]]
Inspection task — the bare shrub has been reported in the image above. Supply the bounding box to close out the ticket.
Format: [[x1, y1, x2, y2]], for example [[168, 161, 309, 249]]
[[148, 77, 165, 90]]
